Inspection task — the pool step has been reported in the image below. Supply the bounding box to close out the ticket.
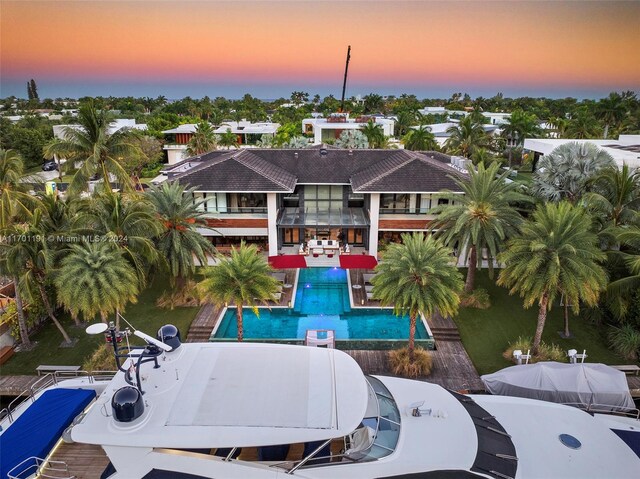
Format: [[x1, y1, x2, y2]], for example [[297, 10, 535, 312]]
[[188, 325, 215, 342], [430, 327, 461, 342]]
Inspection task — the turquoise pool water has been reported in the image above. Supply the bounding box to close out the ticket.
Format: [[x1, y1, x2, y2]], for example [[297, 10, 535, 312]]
[[213, 267, 430, 340]]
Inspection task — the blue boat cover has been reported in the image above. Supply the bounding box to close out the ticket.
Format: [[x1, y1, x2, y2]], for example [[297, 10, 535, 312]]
[[0, 388, 96, 479]]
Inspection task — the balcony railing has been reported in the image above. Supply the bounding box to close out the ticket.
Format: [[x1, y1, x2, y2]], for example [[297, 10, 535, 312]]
[[201, 207, 268, 215], [379, 208, 433, 215]]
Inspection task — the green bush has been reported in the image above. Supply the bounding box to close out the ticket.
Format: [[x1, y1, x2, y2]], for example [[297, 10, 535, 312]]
[[460, 288, 491, 309], [608, 325, 640, 361], [82, 344, 117, 372], [503, 336, 566, 363], [140, 162, 164, 178], [388, 347, 433, 378], [2, 295, 47, 341]]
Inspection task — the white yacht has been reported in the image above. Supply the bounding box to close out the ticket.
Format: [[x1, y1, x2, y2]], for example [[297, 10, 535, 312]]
[[2, 324, 640, 479]]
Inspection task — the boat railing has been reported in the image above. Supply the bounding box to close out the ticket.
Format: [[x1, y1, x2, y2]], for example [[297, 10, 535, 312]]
[[7, 456, 75, 479], [1, 370, 116, 424], [563, 402, 640, 419]]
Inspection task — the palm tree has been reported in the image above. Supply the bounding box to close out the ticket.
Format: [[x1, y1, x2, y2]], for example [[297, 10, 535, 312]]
[[584, 165, 640, 245], [43, 101, 139, 195], [596, 92, 626, 139], [565, 109, 601, 139], [146, 182, 215, 289], [444, 116, 488, 158], [501, 109, 543, 144], [55, 241, 139, 322], [75, 192, 162, 288], [0, 149, 38, 229], [0, 149, 41, 348], [403, 126, 438, 151], [218, 128, 239, 149], [198, 243, 281, 341], [394, 110, 416, 138], [335, 130, 369, 149], [431, 162, 530, 292], [533, 142, 615, 203], [361, 120, 386, 148], [605, 227, 640, 320], [2, 215, 73, 345], [498, 202, 607, 353], [371, 233, 463, 360], [186, 122, 217, 156]]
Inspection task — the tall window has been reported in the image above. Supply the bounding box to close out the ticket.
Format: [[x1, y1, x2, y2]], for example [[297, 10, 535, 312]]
[[380, 194, 410, 212], [192, 193, 228, 213], [304, 185, 344, 212]]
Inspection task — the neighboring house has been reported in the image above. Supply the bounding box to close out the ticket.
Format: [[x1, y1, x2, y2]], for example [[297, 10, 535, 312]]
[[51, 119, 148, 164], [52, 119, 147, 140], [162, 120, 279, 165], [524, 135, 640, 170], [163, 145, 466, 257], [302, 114, 395, 144], [417, 107, 511, 125], [412, 121, 500, 148], [214, 121, 279, 144]]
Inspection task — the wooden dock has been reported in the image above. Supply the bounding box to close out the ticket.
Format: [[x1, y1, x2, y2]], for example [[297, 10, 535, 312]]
[[0, 374, 39, 396], [47, 441, 110, 479], [344, 345, 485, 392]]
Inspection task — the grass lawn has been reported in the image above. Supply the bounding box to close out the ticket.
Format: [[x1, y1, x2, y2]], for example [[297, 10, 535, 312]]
[[0, 275, 200, 376], [513, 171, 533, 186], [454, 270, 625, 375]]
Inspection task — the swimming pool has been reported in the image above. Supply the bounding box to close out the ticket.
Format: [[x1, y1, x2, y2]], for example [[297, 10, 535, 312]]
[[212, 267, 434, 349]]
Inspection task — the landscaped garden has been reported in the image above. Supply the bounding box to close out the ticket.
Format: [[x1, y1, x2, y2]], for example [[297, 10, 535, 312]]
[[0, 275, 199, 375], [455, 270, 624, 375]]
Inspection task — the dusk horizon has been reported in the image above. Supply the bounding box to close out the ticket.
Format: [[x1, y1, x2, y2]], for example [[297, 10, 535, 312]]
[[2, 0, 639, 100]]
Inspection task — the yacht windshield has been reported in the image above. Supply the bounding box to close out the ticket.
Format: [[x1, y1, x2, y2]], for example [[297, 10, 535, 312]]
[[360, 376, 401, 459]]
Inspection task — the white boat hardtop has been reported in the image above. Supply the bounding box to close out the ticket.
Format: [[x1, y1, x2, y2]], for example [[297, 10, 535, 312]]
[[58, 339, 640, 479], [72, 342, 369, 448]]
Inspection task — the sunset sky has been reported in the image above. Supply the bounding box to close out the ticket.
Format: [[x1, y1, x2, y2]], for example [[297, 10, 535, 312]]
[[1, 0, 639, 99]]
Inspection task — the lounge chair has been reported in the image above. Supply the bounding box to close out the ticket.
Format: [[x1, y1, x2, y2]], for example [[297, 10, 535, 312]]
[[305, 329, 335, 348], [366, 291, 376, 301], [365, 285, 374, 292], [363, 273, 376, 284], [270, 272, 286, 282]]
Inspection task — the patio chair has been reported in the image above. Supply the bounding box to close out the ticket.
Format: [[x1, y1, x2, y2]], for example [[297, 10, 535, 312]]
[[305, 329, 335, 348], [344, 425, 375, 460]]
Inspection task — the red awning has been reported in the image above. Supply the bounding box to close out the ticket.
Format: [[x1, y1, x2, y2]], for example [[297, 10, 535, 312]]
[[268, 255, 308, 269], [339, 255, 378, 270]]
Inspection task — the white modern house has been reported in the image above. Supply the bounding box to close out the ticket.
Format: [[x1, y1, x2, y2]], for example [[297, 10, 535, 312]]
[[52, 119, 147, 140], [524, 135, 640, 169], [162, 121, 279, 165], [412, 121, 501, 148], [302, 114, 395, 144], [417, 107, 511, 125]]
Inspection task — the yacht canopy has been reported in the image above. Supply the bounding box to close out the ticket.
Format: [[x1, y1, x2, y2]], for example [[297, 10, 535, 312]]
[[73, 343, 370, 448], [482, 362, 635, 412]]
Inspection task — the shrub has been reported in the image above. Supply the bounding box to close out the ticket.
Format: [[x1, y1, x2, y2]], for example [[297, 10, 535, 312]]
[[388, 347, 433, 378], [608, 325, 640, 361], [82, 344, 117, 372], [460, 288, 491, 309], [157, 280, 200, 309], [503, 337, 565, 363]]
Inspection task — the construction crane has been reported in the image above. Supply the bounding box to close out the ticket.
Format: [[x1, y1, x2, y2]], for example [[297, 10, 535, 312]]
[[339, 45, 351, 113]]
